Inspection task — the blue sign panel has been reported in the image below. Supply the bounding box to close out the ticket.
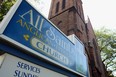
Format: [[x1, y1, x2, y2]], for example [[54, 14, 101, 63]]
[[1, 0, 88, 76]]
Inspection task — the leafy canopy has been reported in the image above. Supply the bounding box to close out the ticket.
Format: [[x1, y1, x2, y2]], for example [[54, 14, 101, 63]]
[[0, 0, 16, 21], [95, 27, 116, 76]]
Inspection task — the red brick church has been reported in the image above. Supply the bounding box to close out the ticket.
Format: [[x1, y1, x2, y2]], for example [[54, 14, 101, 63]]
[[48, 0, 108, 77]]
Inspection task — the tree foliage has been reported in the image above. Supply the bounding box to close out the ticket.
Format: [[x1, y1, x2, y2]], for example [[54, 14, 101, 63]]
[[95, 28, 116, 76], [0, 0, 42, 22], [0, 0, 16, 21]]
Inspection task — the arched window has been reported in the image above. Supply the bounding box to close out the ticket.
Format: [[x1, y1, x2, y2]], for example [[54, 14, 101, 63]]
[[56, 2, 59, 13], [62, 0, 66, 9], [57, 21, 62, 28]]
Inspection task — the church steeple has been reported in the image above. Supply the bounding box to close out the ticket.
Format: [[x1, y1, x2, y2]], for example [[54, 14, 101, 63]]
[[49, 0, 86, 42], [49, 0, 85, 21]]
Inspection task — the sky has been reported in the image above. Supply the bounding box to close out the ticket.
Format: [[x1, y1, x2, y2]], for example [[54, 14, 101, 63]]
[[82, 0, 116, 30], [28, 0, 116, 30]]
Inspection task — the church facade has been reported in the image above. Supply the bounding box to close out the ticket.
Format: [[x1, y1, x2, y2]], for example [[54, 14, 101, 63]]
[[48, 0, 108, 77]]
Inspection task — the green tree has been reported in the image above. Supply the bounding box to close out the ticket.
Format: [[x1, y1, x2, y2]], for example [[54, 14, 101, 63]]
[[95, 28, 116, 77], [0, 0, 16, 21], [0, 0, 42, 22]]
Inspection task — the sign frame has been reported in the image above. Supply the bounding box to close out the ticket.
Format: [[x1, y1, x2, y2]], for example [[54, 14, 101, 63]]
[[0, 0, 88, 76]]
